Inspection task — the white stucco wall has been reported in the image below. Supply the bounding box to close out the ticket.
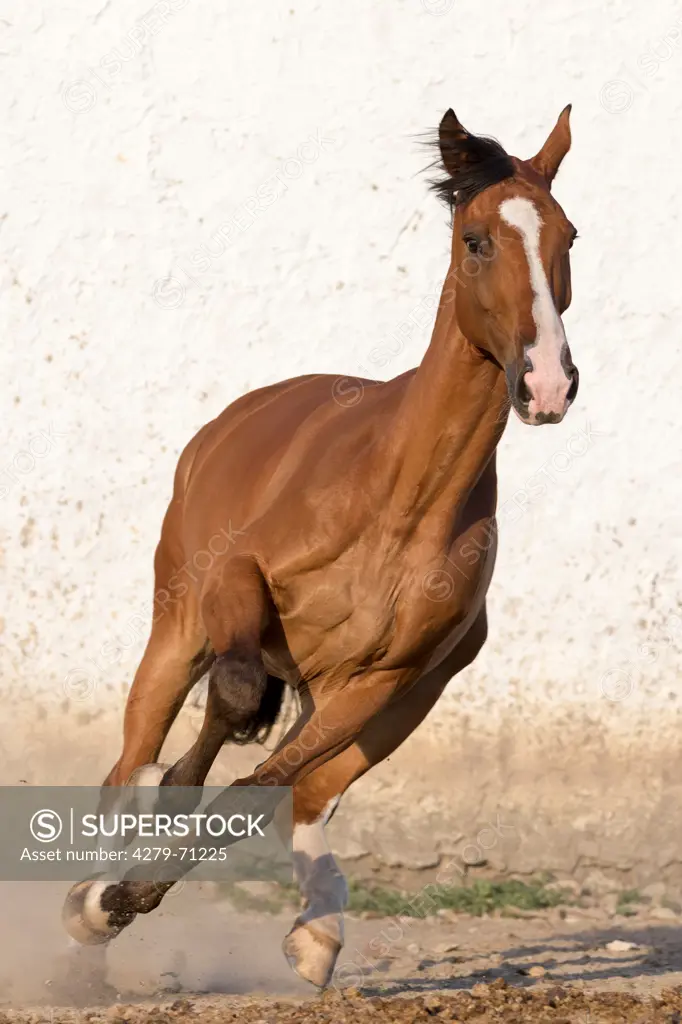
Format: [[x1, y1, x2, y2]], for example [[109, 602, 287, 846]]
[[2, 0, 681, 817]]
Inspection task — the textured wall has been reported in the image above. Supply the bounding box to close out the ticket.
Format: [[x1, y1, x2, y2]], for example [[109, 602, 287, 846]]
[[2, 0, 682, 876]]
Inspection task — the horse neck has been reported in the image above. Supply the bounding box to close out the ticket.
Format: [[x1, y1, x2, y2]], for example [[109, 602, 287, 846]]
[[385, 269, 510, 520]]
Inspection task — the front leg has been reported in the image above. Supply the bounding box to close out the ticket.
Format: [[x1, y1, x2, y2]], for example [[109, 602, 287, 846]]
[[284, 792, 347, 988], [282, 608, 488, 987]]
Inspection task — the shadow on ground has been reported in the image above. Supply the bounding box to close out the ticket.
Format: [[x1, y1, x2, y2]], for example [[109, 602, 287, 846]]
[[359, 923, 682, 998]]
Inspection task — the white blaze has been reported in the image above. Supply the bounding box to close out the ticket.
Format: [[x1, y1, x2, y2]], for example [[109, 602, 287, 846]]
[[499, 196, 570, 418]]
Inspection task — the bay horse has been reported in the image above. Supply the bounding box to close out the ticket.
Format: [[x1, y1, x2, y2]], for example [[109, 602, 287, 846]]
[[63, 105, 579, 988]]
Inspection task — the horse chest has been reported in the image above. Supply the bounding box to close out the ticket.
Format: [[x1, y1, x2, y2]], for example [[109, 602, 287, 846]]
[[384, 526, 496, 670], [268, 519, 496, 680]]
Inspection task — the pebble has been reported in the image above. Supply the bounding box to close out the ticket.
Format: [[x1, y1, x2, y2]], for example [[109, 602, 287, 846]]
[[423, 994, 442, 1011], [434, 941, 460, 954], [605, 939, 638, 952], [471, 983, 489, 998], [528, 965, 547, 977]]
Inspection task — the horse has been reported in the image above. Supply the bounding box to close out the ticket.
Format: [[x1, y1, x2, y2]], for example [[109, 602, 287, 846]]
[[63, 104, 580, 989]]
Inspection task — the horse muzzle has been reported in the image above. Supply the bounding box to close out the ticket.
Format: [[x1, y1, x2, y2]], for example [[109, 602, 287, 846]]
[[507, 345, 579, 425]]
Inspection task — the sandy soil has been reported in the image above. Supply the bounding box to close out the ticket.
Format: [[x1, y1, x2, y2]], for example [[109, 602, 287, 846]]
[[4, 882, 682, 1022]]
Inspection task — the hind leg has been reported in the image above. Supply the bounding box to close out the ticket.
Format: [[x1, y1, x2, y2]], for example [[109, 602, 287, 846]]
[[158, 556, 273, 787], [102, 629, 211, 789], [101, 526, 211, 790], [64, 558, 272, 945], [63, 534, 211, 945], [158, 669, 280, 788]]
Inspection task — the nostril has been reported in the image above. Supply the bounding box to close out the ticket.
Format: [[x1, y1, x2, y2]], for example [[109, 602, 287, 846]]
[[516, 372, 532, 407], [566, 365, 579, 403]]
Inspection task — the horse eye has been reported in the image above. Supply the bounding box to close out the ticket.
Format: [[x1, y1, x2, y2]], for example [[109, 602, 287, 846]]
[[464, 236, 480, 255], [568, 230, 579, 249]]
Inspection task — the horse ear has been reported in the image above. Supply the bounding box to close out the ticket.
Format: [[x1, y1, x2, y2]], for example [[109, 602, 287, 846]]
[[530, 105, 572, 186], [438, 108, 474, 176]]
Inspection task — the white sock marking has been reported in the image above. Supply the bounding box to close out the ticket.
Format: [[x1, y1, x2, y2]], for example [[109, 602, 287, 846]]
[[292, 797, 346, 944], [84, 881, 114, 931]]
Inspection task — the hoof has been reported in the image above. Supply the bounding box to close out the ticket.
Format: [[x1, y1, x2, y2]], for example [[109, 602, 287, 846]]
[[283, 922, 341, 989], [62, 879, 135, 946]]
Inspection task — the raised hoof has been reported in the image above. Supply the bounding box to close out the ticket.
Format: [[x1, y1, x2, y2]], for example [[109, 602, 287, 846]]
[[282, 922, 341, 989], [62, 879, 135, 946]]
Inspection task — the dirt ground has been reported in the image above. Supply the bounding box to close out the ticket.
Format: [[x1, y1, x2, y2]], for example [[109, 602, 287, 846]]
[[5, 882, 682, 1023]]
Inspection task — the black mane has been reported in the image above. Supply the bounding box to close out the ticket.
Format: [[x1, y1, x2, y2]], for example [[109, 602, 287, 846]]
[[427, 127, 515, 211]]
